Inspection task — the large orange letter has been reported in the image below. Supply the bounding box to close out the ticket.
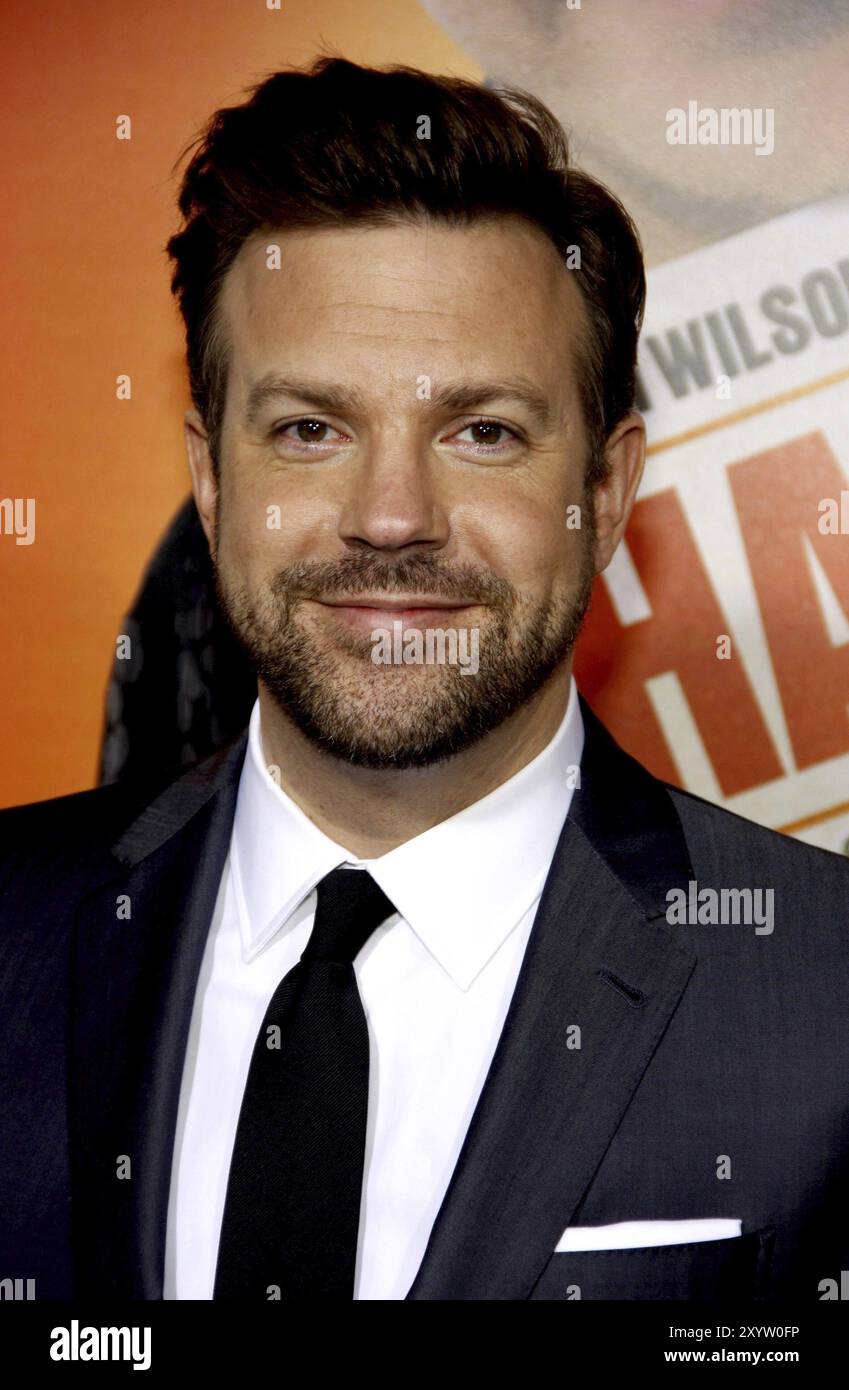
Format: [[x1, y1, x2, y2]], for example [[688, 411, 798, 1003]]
[[576, 489, 783, 795], [730, 432, 849, 770]]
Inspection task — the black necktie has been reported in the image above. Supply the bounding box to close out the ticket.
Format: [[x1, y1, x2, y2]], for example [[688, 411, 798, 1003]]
[[212, 866, 397, 1301]]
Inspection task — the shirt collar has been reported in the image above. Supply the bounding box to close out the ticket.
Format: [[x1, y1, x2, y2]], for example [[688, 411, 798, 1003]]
[[231, 676, 584, 990]]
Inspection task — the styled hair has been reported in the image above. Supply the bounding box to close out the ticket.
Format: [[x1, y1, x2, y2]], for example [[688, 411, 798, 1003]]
[[166, 55, 646, 487]]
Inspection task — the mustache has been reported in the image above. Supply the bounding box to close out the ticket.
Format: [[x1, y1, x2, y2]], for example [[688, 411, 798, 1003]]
[[269, 554, 515, 606]]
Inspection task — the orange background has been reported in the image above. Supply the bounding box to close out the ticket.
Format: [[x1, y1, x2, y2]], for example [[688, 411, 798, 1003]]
[[0, 0, 469, 806]]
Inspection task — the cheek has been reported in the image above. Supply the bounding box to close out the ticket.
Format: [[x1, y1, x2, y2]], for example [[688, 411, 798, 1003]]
[[220, 482, 331, 581], [218, 492, 281, 578], [472, 500, 583, 594]]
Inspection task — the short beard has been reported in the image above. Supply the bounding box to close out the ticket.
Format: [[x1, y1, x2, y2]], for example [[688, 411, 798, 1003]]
[[211, 499, 597, 770]]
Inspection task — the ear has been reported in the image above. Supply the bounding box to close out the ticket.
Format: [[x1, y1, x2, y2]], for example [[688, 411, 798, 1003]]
[[184, 408, 218, 555], [590, 411, 646, 573]]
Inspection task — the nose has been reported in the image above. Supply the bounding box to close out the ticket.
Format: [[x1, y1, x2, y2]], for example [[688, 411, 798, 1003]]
[[337, 436, 449, 553]]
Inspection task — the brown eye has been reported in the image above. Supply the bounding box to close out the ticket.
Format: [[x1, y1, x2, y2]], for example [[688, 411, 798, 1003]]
[[469, 422, 504, 445], [294, 420, 328, 443], [451, 419, 520, 452], [271, 418, 347, 450]]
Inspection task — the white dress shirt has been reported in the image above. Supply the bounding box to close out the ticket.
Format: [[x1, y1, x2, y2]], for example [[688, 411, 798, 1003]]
[[163, 675, 584, 1300]]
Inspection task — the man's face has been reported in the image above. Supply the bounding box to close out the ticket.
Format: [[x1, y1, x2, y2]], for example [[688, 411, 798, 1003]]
[[196, 215, 602, 769]]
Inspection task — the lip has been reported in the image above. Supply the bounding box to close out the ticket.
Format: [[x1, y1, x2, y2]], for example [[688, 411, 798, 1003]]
[[310, 598, 479, 634]]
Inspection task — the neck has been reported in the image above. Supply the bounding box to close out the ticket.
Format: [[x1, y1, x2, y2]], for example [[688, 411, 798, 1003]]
[[256, 662, 575, 859]]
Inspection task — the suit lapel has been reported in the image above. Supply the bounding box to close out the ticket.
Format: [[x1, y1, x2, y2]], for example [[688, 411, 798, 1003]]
[[69, 733, 248, 1297], [406, 694, 698, 1299]]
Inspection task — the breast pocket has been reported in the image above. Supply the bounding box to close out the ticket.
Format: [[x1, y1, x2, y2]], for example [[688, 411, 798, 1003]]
[[529, 1226, 776, 1300]]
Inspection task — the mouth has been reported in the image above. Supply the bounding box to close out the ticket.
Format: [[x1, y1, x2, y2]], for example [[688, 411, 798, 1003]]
[[308, 597, 481, 634]]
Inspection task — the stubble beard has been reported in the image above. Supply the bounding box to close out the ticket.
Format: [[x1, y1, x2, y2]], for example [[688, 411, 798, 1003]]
[[211, 500, 597, 770]]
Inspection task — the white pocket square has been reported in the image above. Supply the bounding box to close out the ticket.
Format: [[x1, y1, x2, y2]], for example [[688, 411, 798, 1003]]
[[555, 1218, 742, 1252]]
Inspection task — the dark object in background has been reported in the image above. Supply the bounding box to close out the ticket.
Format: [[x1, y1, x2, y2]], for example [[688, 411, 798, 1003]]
[[98, 496, 256, 797]]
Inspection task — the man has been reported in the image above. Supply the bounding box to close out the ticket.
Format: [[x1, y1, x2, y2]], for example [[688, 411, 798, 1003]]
[[2, 57, 848, 1302], [99, 3, 849, 845]]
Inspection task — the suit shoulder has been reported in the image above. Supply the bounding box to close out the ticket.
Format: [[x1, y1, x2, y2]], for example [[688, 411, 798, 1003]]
[[0, 779, 161, 882], [665, 780, 849, 883], [0, 779, 138, 834]]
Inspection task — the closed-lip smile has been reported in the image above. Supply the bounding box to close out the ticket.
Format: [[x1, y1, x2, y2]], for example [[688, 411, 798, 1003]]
[[309, 595, 480, 633], [318, 596, 476, 610]]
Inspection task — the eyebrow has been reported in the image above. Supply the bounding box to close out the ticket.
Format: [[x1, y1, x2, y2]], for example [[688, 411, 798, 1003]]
[[243, 373, 553, 432]]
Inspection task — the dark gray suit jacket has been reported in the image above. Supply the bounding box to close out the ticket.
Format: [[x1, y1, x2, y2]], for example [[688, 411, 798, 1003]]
[[1, 693, 847, 1300]]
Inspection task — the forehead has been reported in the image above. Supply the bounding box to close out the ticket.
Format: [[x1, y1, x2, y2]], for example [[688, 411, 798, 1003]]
[[216, 214, 588, 412]]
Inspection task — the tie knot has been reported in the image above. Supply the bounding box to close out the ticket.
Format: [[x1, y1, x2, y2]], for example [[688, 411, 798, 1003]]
[[301, 866, 397, 966]]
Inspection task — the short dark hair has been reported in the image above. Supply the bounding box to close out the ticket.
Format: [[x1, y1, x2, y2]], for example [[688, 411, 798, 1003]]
[[166, 55, 645, 488]]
